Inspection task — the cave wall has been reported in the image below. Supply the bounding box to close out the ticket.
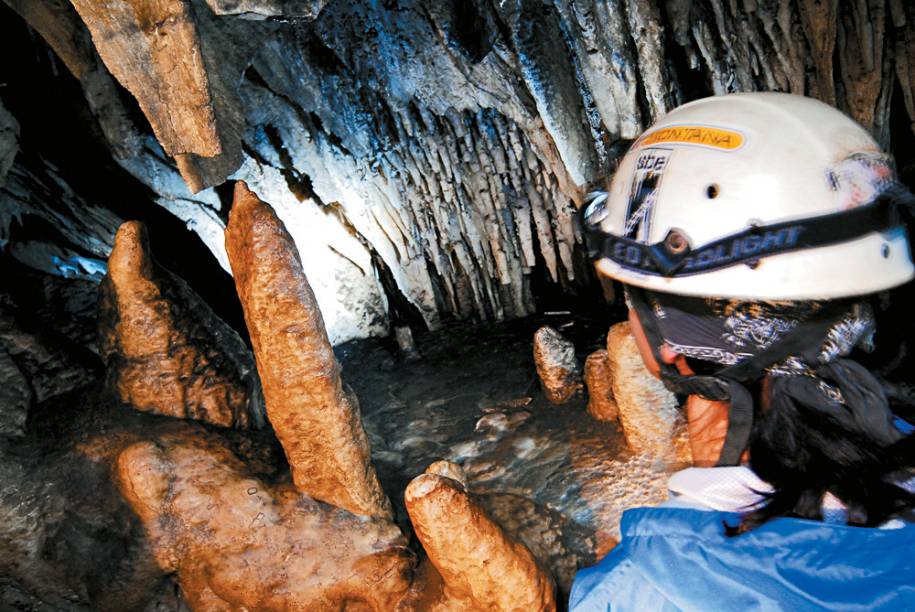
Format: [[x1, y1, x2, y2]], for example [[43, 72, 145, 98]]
[[3, 0, 915, 343]]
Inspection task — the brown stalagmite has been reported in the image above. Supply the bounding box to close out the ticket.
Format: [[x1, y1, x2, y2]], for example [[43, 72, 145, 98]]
[[99, 221, 255, 429], [404, 471, 557, 612], [114, 432, 413, 610], [224, 181, 392, 519], [606, 322, 691, 464], [584, 349, 618, 422], [533, 326, 583, 404]]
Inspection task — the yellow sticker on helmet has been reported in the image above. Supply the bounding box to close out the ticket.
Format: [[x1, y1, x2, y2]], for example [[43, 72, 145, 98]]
[[637, 125, 744, 151]]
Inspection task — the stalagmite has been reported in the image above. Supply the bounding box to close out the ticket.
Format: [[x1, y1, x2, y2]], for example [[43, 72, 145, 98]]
[[99, 221, 259, 429], [404, 470, 557, 612], [584, 349, 618, 422], [606, 322, 691, 464], [224, 181, 392, 519], [115, 432, 413, 611], [533, 326, 583, 404]]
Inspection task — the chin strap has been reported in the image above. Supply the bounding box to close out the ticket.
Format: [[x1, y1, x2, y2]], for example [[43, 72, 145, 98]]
[[625, 287, 849, 466]]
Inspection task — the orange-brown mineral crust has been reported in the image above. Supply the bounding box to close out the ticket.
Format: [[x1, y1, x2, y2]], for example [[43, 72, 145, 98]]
[[584, 349, 618, 422], [533, 326, 582, 404], [99, 221, 251, 428], [225, 181, 392, 519], [115, 433, 413, 611], [404, 471, 557, 612]]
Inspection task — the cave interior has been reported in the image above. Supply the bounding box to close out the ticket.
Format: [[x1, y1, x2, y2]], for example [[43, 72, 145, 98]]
[[1, 0, 915, 610]]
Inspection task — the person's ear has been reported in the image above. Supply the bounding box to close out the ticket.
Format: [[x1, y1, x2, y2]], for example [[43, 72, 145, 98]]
[[659, 344, 695, 376]]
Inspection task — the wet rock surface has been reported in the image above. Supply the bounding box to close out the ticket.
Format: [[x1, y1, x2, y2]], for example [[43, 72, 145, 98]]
[[584, 349, 618, 423], [0, 389, 261, 611], [533, 325, 583, 404], [116, 428, 413, 611], [606, 322, 691, 464], [0, 297, 675, 610], [99, 221, 260, 429], [405, 471, 557, 612], [341, 315, 678, 595]]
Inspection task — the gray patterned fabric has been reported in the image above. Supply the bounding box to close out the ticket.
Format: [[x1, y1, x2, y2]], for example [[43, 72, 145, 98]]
[[639, 290, 877, 402]]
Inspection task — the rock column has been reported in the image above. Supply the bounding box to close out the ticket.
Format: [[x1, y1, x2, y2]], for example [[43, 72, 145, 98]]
[[606, 322, 691, 464], [225, 181, 391, 519]]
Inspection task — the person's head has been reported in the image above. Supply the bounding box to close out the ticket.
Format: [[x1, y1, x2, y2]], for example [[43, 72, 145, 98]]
[[582, 92, 915, 531]]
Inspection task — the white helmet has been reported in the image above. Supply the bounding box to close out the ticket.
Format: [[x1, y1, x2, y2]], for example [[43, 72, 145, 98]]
[[583, 92, 915, 300]]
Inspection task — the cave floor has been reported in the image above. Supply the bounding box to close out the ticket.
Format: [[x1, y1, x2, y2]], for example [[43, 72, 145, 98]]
[[338, 314, 677, 593]]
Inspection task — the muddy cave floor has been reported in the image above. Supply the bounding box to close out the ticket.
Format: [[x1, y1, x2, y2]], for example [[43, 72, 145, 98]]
[[337, 313, 677, 591]]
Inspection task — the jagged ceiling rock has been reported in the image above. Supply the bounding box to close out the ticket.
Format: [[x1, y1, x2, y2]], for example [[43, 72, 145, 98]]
[[99, 221, 262, 429], [2, 0, 143, 159], [893, 0, 915, 133], [5, 0, 915, 345], [203, 0, 327, 19], [68, 0, 237, 191], [0, 153, 119, 269], [225, 181, 392, 518]]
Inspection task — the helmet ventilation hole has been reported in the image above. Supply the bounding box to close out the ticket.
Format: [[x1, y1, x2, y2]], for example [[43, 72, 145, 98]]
[[882, 244, 890, 258], [706, 184, 720, 199]]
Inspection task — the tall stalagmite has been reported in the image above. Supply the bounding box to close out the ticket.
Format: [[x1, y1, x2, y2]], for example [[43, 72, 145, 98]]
[[224, 181, 391, 518]]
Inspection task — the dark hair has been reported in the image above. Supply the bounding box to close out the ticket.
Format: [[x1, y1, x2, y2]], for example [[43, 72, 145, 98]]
[[727, 367, 915, 535]]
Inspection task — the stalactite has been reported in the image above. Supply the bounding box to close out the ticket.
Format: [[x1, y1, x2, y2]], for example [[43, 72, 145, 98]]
[[7, 0, 915, 341]]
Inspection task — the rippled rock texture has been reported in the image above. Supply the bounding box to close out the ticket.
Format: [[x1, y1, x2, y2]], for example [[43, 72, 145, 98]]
[[225, 181, 391, 518], [5, 0, 913, 342], [99, 220, 261, 429]]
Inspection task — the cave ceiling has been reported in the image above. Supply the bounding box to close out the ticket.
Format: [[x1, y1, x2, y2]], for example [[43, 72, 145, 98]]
[[2, 0, 915, 342]]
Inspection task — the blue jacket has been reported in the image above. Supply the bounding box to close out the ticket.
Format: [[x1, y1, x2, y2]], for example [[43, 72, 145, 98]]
[[570, 507, 915, 611]]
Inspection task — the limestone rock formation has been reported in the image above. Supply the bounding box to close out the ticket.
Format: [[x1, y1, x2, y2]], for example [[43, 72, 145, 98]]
[[584, 349, 618, 423], [115, 432, 413, 611], [606, 322, 690, 464], [0, 348, 30, 438], [73, 0, 241, 192], [0, 98, 18, 188], [0, 295, 96, 408], [533, 325, 582, 404], [404, 470, 557, 612], [203, 0, 327, 19], [7, 0, 915, 342], [225, 181, 391, 518], [99, 220, 260, 429], [1, 0, 143, 159]]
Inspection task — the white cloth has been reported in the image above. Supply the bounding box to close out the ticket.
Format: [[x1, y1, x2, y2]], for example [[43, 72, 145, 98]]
[[664, 466, 915, 525]]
